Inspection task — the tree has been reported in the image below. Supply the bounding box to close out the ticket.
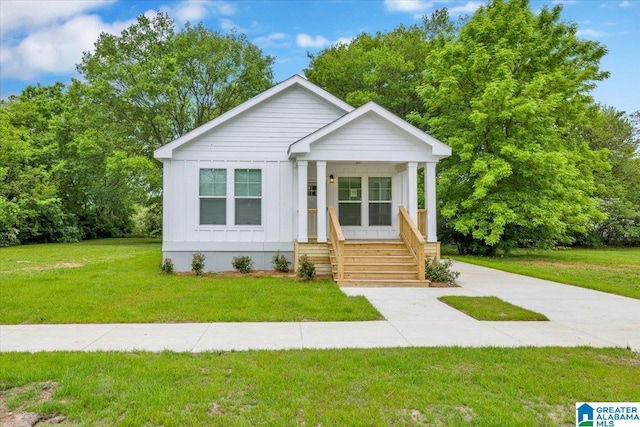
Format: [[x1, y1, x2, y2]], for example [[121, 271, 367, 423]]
[[0, 84, 74, 245], [579, 106, 640, 246], [305, 24, 432, 117], [77, 12, 275, 158], [413, 0, 609, 254]]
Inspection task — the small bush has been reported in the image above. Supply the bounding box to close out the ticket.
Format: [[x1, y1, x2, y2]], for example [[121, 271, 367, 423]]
[[296, 254, 316, 281], [160, 258, 174, 274], [232, 256, 254, 274], [191, 252, 206, 276], [425, 257, 460, 285], [272, 253, 291, 272]]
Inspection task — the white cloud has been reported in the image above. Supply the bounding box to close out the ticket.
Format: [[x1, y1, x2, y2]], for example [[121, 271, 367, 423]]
[[384, 0, 433, 13], [161, 0, 236, 25], [0, 14, 134, 80], [334, 37, 354, 46], [449, 1, 483, 13], [0, 0, 114, 36], [296, 34, 331, 48], [576, 28, 607, 38], [619, 1, 631, 7], [254, 32, 290, 47]]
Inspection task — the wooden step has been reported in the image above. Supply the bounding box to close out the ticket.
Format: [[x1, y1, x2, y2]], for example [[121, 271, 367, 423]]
[[342, 255, 415, 264], [342, 271, 420, 280], [343, 263, 416, 271]]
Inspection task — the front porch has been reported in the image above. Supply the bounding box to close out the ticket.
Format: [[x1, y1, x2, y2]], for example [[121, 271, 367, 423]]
[[295, 205, 441, 287]]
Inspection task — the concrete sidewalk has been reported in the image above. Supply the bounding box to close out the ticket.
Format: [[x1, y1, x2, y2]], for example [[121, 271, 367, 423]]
[[1, 261, 639, 352]]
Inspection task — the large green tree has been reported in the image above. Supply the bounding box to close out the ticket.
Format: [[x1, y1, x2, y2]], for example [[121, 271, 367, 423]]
[[305, 10, 459, 117], [579, 106, 640, 246], [77, 12, 275, 158], [414, 0, 609, 254], [1, 12, 275, 245]]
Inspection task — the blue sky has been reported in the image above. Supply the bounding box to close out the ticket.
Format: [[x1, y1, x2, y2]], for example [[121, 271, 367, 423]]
[[1, 0, 638, 113]]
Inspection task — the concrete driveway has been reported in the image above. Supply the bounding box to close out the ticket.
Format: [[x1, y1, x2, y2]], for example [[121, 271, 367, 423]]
[[1, 261, 639, 352]]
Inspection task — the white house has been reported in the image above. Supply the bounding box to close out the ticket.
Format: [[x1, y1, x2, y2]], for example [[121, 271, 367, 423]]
[[154, 75, 451, 285]]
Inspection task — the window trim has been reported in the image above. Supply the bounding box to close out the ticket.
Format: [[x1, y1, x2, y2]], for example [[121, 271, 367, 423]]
[[197, 166, 264, 229], [234, 168, 263, 226]]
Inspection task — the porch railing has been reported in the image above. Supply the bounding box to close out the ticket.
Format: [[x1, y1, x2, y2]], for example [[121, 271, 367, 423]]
[[418, 209, 426, 237], [328, 206, 345, 280], [399, 206, 426, 280], [307, 209, 318, 239]]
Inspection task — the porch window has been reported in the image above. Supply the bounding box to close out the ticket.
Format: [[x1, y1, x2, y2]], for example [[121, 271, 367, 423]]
[[234, 169, 261, 225], [338, 177, 361, 226], [368, 177, 392, 226], [199, 169, 226, 225]]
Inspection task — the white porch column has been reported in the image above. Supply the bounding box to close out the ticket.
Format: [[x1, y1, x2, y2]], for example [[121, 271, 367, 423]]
[[297, 160, 308, 243], [425, 162, 437, 242], [316, 161, 327, 242], [407, 162, 418, 224]]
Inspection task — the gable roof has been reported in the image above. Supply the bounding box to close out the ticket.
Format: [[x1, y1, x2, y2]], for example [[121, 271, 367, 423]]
[[287, 101, 452, 158], [154, 74, 354, 160]]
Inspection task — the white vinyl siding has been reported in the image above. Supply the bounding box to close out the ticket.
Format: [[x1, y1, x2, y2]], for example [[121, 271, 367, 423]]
[[173, 87, 346, 161]]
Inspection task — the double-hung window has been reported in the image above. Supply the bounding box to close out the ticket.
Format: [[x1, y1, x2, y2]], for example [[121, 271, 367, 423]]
[[368, 177, 392, 226], [338, 177, 362, 226], [234, 169, 262, 225], [199, 169, 226, 225]]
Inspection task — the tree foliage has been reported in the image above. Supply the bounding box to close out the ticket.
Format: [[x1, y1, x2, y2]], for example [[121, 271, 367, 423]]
[[0, 12, 274, 245], [414, 0, 609, 254], [78, 13, 274, 157], [305, 22, 434, 117], [579, 106, 640, 246]]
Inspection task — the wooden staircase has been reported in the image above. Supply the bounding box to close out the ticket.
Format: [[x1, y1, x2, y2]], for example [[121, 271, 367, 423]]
[[329, 240, 430, 287]]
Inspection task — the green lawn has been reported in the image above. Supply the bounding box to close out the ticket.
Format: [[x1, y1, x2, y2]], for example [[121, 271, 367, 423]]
[[0, 239, 381, 324], [1, 347, 638, 426], [449, 247, 640, 300], [438, 296, 549, 321]]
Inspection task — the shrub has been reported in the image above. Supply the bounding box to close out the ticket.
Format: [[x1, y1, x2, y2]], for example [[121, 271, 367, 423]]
[[296, 255, 316, 281], [232, 256, 254, 274], [191, 252, 206, 275], [272, 253, 291, 272], [425, 257, 460, 285], [160, 258, 175, 274]]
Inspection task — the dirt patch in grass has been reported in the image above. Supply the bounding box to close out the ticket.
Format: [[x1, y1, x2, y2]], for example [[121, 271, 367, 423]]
[[4, 262, 84, 274], [519, 261, 615, 271], [0, 381, 70, 426]]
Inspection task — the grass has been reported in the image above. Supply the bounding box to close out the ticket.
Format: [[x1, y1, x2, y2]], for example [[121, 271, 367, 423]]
[[1, 347, 639, 426], [447, 247, 640, 300], [0, 238, 381, 324], [439, 296, 549, 321]]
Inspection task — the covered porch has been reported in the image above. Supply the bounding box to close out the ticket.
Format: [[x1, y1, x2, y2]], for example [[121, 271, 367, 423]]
[[287, 102, 450, 285]]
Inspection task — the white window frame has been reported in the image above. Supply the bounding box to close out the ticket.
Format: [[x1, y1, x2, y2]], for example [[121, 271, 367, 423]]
[[234, 168, 263, 226], [197, 166, 264, 229]]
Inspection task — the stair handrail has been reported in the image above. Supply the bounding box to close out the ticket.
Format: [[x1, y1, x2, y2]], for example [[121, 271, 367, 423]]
[[399, 206, 426, 280], [328, 206, 345, 280]]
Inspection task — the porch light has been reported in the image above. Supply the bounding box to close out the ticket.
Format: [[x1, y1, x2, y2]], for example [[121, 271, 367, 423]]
[[329, 174, 334, 183]]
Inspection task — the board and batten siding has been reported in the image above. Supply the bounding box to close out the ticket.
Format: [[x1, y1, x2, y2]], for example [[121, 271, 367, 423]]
[[172, 87, 347, 162], [296, 112, 441, 163]]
